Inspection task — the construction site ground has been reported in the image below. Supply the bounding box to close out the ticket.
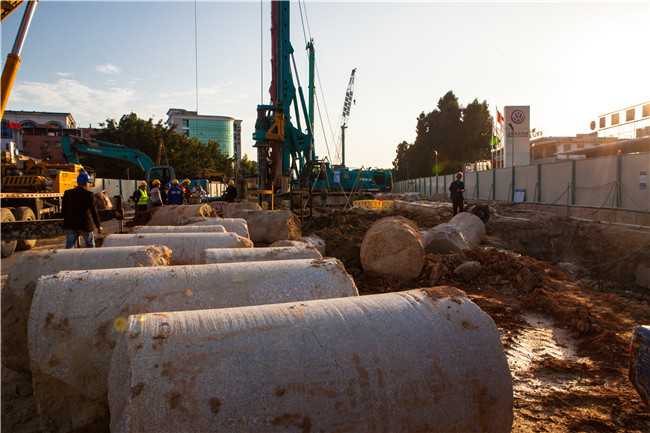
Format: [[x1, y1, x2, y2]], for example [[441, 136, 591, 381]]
[[2, 204, 649, 432]]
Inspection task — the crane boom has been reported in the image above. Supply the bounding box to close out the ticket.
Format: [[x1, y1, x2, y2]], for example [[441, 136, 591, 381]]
[[337, 68, 356, 167]]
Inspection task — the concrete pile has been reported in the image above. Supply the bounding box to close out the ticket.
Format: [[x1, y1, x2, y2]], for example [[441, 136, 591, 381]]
[[360, 216, 425, 279], [202, 245, 321, 264], [394, 200, 453, 218], [188, 217, 250, 238], [1, 245, 171, 373], [134, 224, 226, 234], [109, 287, 513, 432], [146, 204, 215, 226], [28, 258, 359, 432], [103, 232, 253, 264], [423, 212, 486, 254], [226, 210, 302, 244], [270, 234, 326, 255], [221, 202, 262, 218]]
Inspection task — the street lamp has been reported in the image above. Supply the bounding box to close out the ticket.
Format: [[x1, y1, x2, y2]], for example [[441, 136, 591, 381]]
[[434, 150, 438, 194], [434, 150, 438, 176]]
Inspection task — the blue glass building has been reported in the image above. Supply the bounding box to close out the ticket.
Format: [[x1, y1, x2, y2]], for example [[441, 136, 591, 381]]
[[166, 109, 242, 160]]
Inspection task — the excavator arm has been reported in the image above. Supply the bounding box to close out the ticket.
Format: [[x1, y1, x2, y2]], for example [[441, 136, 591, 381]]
[[61, 135, 176, 187], [62, 135, 155, 171]]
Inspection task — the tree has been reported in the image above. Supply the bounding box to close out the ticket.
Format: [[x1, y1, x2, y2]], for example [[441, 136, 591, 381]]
[[392, 91, 493, 179], [235, 154, 258, 177], [79, 112, 237, 180], [392, 140, 411, 181]]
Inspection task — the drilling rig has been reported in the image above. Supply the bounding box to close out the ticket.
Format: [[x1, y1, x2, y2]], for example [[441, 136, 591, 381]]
[[253, 1, 391, 195]]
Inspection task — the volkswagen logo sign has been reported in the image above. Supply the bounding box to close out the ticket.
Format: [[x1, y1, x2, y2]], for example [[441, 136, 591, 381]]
[[511, 110, 526, 124]]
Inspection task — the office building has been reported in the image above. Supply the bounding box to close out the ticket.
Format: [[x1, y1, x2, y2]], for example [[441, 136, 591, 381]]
[[166, 109, 241, 160]]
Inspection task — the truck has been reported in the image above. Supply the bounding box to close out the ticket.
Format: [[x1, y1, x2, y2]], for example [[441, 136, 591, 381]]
[[0, 158, 95, 257]]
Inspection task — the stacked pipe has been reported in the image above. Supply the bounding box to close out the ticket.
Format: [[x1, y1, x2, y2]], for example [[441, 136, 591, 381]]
[[134, 225, 226, 234], [1, 245, 171, 373], [187, 218, 250, 238], [103, 232, 253, 264], [202, 245, 321, 264], [28, 258, 359, 432], [109, 287, 513, 432]]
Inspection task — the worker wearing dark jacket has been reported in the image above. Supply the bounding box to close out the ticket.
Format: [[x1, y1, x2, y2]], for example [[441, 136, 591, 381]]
[[62, 172, 103, 248], [167, 179, 185, 205], [449, 172, 465, 215], [225, 180, 237, 202]]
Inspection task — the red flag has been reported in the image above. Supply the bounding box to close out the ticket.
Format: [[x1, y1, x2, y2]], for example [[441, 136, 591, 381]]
[[497, 110, 504, 125], [7, 121, 21, 129]]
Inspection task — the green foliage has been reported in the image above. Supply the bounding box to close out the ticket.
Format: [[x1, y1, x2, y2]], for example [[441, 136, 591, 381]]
[[80, 112, 236, 179], [235, 154, 258, 177], [392, 91, 493, 181]]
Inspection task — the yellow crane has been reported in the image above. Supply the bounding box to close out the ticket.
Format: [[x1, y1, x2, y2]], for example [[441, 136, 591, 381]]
[[1, 0, 39, 120]]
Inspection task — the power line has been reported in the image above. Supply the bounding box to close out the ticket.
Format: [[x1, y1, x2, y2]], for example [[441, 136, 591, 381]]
[[194, 0, 199, 112]]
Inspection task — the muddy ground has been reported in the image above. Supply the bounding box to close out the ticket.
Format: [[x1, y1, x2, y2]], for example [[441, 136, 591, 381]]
[[2, 205, 650, 432], [301, 204, 650, 433]]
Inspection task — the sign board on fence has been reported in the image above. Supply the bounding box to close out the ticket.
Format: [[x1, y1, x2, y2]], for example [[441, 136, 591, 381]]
[[641, 171, 647, 189], [514, 189, 526, 203]]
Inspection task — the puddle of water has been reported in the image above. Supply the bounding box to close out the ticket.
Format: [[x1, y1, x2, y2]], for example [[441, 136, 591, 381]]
[[504, 312, 592, 394]]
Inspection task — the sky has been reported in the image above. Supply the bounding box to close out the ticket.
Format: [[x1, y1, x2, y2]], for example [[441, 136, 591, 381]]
[[2, 0, 649, 169]]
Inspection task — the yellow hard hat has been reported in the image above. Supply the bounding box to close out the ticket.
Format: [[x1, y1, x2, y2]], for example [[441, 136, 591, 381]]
[[172, 179, 179, 185], [229, 180, 234, 186], [152, 179, 160, 186], [183, 179, 190, 185], [139, 181, 147, 187]]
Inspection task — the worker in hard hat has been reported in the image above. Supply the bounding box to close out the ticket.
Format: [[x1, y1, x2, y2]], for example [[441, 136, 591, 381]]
[[225, 180, 237, 203], [449, 172, 465, 215], [189, 180, 207, 204], [182, 179, 192, 204], [149, 179, 163, 208], [62, 172, 103, 248], [132, 181, 149, 213], [167, 179, 184, 205]]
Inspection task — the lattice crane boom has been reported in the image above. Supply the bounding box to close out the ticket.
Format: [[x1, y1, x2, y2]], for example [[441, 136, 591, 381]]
[[337, 68, 356, 167]]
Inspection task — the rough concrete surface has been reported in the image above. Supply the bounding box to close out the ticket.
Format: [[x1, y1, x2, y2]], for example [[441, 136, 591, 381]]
[[1, 245, 171, 374], [229, 210, 302, 244], [27, 258, 358, 433], [102, 232, 253, 264], [109, 289, 512, 433], [360, 216, 424, 279]]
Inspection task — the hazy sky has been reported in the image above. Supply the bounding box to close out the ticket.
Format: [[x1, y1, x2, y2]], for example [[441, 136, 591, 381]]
[[2, 1, 648, 169]]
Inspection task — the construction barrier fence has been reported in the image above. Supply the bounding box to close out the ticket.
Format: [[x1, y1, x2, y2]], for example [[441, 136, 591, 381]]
[[393, 152, 650, 213]]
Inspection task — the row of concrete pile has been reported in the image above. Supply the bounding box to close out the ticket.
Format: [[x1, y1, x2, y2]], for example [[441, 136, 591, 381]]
[[2, 203, 513, 432]]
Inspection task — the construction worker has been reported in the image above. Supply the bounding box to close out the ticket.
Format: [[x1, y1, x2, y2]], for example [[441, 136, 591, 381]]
[[225, 180, 237, 202], [449, 172, 465, 215], [149, 179, 163, 207], [167, 179, 184, 205], [132, 181, 148, 213], [189, 180, 207, 204], [182, 179, 192, 204], [62, 172, 103, 248]]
